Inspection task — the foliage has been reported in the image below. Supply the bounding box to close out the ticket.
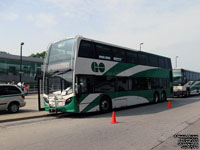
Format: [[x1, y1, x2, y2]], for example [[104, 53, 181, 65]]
[[30, 51, 46, 59]]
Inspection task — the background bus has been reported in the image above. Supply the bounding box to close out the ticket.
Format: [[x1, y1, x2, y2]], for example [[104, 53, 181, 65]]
[[43, 35, 173, 113], [173, 69, 200, 97]]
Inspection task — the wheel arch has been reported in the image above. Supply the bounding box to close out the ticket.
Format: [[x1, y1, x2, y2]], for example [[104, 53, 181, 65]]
[[8, 101, 20, 108]]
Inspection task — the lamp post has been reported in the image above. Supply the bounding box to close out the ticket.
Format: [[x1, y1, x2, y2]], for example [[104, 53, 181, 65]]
[[20, 42, 24, 83], [175, 56, 178, 68], [140, 43, 144, 51]]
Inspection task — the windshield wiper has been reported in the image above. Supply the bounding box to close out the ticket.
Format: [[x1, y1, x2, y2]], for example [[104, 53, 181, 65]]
[[51, 69, 72, 77]]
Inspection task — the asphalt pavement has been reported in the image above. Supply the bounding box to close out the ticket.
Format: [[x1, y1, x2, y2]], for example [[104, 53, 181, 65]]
[[153, 118, 200, 150], [0, 94, 200, 150]]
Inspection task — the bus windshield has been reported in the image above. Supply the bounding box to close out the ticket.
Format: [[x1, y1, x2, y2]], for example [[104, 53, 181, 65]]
[[173, 72, 182, 85], [43, 38, 75, 95]]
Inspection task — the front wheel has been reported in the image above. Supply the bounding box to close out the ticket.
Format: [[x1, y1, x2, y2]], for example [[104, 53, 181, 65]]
[[100, 97, 112, 113]]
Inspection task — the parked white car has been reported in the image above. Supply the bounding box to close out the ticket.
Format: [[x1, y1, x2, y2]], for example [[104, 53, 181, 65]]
[[0, 84, 26, 113]]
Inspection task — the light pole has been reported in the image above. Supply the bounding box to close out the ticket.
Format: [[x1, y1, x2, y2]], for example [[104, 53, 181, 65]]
[[140, 43, 144, 51], [175, 56, 178, 68], [20, 42, 24, 83]]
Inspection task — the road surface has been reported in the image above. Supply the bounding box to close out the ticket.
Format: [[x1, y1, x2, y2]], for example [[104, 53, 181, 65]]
[[0, 96, 200, 150]]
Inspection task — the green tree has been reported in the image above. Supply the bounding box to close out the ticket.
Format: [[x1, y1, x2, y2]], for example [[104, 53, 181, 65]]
[[30, 51, 46, 59]]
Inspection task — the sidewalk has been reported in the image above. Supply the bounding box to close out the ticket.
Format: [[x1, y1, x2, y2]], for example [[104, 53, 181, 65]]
[[0, 110, 49, 123], [0, 94, 50, 123]]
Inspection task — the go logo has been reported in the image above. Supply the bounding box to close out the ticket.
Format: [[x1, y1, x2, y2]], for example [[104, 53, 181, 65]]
[[91, 62, 105, 73]]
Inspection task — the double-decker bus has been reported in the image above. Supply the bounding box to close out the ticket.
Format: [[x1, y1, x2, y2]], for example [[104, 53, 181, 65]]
[[173, 69, 200, 97], [43, 35, 173, 113]]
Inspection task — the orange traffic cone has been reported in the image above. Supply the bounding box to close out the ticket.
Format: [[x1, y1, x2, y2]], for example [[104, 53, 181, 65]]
[[110, 111, 118, 124], [168, 100, 171, 108]]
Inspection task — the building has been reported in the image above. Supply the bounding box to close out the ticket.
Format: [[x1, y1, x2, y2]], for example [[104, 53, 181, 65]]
[[0, 53, 43, 84]]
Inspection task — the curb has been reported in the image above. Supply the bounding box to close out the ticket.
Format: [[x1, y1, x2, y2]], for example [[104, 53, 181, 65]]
[[0, 114, 54, 123]]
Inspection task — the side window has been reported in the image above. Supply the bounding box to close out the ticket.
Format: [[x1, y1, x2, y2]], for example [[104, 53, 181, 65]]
[[94, 76, 116, 93], [131, 78, 148, 90], [96, 44, 112, 60], [117, 77, 129, 92], [150, 78, 160, 89], [165, 58, 171, 69], [0, 87, 7, 96], [148, 55, 158, 67], [112, 47, 126, 62], [138, 53, 148, 65], [158, 57, 165, 68], [195, 73, 198, 81], [138, 78, 148, 90], [126, 51, 138, 64], [189, 72, 193, 81], [78, 40, 95, 58], [7, 86, 21, 94], [160, 79, 166, 89], [78, 76, 94, 93], [186, 71, 190, 81]]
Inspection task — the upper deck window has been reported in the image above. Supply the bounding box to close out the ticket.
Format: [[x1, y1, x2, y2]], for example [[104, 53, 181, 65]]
[[78, 40, 95, 59], [126, 51, 138, 64], [112, 47, 126, 62], [96, 44, 112, 60]]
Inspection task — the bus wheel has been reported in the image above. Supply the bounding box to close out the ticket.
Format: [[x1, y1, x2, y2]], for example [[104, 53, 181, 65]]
[[161, 91, 167, 101], [100, 97, 112, 113], [186, 89, 190, 97], [153, 92, 159, 103]]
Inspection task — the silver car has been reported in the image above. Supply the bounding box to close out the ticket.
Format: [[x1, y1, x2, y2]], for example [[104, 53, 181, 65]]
[[0, 84, 26, 113]]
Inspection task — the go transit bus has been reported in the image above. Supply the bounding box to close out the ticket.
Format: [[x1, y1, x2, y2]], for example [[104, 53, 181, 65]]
[[173, 69, 200, 97], [43, 35, 173, 113]]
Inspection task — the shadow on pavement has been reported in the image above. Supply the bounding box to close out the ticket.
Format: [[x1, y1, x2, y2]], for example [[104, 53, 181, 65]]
[[55, 97, 200, 119], [0, 109, 39, 115]]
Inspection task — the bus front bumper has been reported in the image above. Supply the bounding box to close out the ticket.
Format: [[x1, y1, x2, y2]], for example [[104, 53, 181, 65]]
[[173, 91, 186, 97]]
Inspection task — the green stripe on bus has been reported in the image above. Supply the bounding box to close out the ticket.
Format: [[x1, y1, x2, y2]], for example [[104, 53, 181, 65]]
[[81, 95, 101, 113], [131, 68, 170, 78], [104, 63, 136, 76], [79, 94, 89, 103]]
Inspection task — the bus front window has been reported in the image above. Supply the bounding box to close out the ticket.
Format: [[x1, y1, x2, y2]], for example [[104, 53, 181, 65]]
[[44, 71, 72, 95], [173, 72, 183, 85], [43, 38, 75, 95]]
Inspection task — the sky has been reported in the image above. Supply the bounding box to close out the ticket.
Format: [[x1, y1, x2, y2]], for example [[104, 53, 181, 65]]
[[0, 0, 200, 71]]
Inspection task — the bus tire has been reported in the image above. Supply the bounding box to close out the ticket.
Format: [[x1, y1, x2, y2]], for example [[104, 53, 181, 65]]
[[161, 91, 167, 101], [153, 92, 159, 103], [100, 96, 112, 113], [186, 89, 190, 97]]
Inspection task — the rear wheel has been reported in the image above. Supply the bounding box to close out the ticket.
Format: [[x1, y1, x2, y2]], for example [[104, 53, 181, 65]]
[[161, 91, 167, 101], [8, 103, 19, 113], [153, 92, 159, 103], [100, 96, 112, 113]]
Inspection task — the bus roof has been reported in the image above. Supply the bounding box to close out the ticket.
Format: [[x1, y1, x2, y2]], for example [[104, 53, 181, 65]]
[[173, 68, 200, 74]]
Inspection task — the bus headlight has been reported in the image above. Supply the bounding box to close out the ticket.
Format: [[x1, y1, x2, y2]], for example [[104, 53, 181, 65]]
[[65, 97, 72, 105]]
